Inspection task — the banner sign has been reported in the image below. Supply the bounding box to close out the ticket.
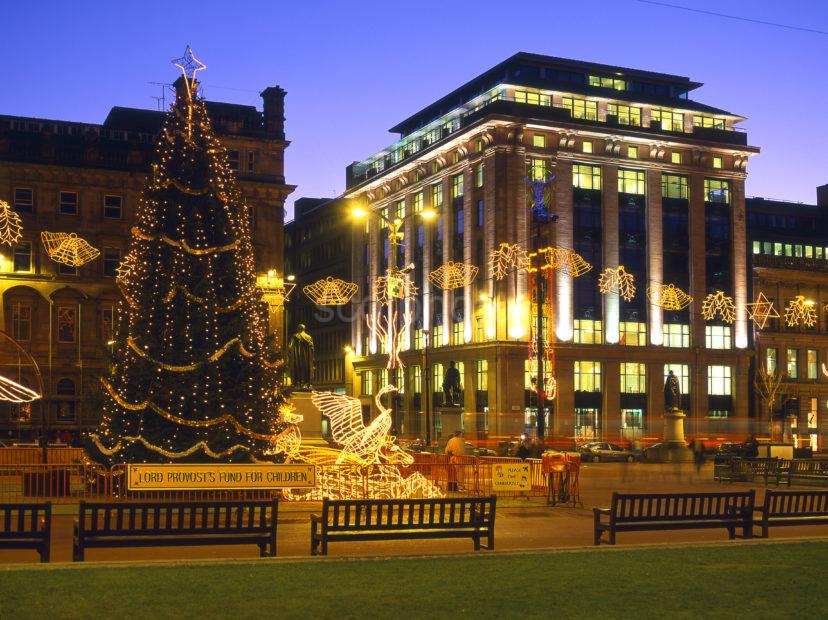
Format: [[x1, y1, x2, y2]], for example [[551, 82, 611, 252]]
[[491, 463, 532, 492], [126, 463, 316, 491]]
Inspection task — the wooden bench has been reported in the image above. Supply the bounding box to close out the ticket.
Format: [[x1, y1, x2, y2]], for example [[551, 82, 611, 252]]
[[715, 458, 788, 486], [787, 460, 828, 487], [310, 496, 496, 556], [754, 490, 828, 538], [73, 499, 278, 561], [593, 491, 755, 545], [0, 502, 51, 562]]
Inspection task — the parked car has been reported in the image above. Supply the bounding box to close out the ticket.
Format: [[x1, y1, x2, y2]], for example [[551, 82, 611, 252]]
[[577, 442, 637, 462]]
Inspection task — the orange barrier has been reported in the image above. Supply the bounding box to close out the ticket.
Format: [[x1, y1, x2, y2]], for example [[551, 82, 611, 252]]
[[542, 452, 581, 506], [0, 448, 87, 465]]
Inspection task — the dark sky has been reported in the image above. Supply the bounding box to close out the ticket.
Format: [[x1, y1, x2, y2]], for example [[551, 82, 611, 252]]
[[2, 1, 826, 218]]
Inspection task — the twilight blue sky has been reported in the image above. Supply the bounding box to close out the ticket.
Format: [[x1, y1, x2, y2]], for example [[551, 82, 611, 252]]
[[1, 1, 826, 218]]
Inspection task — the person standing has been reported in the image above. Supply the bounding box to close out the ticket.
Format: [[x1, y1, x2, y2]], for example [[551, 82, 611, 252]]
[[445, 431, 466, 491]]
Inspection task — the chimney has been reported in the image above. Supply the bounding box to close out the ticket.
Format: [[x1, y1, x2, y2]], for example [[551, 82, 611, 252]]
[[173, 76, 200, 102], [260, 86, 286, 139], [817, 183, 828, 207]]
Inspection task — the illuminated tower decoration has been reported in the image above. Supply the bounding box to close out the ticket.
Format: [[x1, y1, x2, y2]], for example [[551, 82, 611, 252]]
[[88, 47, 289, 464]]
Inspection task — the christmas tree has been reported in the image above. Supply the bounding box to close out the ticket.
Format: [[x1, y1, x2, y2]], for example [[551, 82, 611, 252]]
[[88, 48, 289, 464]]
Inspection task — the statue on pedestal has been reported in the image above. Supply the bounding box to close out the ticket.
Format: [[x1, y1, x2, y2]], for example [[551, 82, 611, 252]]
[[442, 361, 461, 407], [287, 324, 314, 390], [664, 370, 682, 412]]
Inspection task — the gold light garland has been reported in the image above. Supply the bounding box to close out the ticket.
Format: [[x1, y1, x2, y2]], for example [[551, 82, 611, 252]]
[[131, 227, 238, 255], [701, 291, 736, 323], [374, 269, 418, 304], [489, 242, 528, 280], [41, 232, 101, 267], [127, 336, 244, 371], [747, 292, 780, 329], [90, 434, 250, 460], [784, 296, 817, 328], [647, 283, 693, 311], [302, 276, 358, 305], [428, 261, 479, 290], [0, 200, 23, 246], [598, 266, 636, 301]]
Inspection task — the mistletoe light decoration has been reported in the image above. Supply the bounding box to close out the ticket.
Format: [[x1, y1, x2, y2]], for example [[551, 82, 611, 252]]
[[783, 296, 817, 328], [646, 283, 693, 311], [598, 266, 636, 301], [701, 291, 736, 323], [0, 200, 23, 246], [488, 242, 529, 280], [41, 232, 101, 267], [429, 261, 479, 290], [303, 276, 358, 306], [746, 292, 780, 329], [374, 269, 418, 304]]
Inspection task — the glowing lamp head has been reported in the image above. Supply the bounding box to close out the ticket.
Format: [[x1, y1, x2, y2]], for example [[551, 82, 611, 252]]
[[420, 209, 437, 220], [480, 293, 491, 302], [286, 274, 295, 282], [344, 345, 353, 354], [352, 207, 368, 218]]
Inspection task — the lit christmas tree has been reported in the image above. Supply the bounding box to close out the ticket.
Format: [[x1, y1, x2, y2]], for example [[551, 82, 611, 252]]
[[88, 48, 289, 464]]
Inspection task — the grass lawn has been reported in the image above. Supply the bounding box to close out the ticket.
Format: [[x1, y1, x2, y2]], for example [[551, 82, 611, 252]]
[[2, 542, 827, 619]]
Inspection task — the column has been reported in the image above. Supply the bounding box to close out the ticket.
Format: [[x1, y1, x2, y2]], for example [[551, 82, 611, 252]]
[[554, 160, 574, 341], [604, 360, 621, 440], [731, 178, 748, 349], [463, 165, 474, 343], [646, 169, 664, 345], [441, 175, 452, 344], [602, 164, 619, 344], [689, 173, 707, 349]]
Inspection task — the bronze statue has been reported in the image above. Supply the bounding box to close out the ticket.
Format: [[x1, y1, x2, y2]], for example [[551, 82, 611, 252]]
[[664, 370, 682, 412], [442, 361, 462, 407], [287, 324, 314, 390]]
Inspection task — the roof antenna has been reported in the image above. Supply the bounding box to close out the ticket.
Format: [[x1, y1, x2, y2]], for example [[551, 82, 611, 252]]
[[148, 82, 173, 110]]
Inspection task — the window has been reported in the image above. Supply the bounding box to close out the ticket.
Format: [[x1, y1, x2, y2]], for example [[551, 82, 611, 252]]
[[574, 319, 603, 344], [102, 248, 120, 278], [561, 96, 597, 120], [574, 361, 601, 392], [707, 365, 732, 396], [477, 200, 484, 227], [787, 348, 798, 379], [589, 75, 626, 90], [693, 115, 726, 129], [766, 347, 777, 373], [11, 302, 31, 341], [752, 241, 761, 255], [56, 378, 75, 396], [514, 90, 551, 106], [671, 152, 682, 164], [705, 325, 732, 349], [475, 165, 483, 188], [618, 169, 645, 195], [432, 325, 444, 347], [582, 141, 593, 154], [452, 321, 463, 345], [431, 183, 443, 207], [807, 349, 818, 379], [13, 188, 33, 213], [665, 364, 690, 394], [662, 174, 688, 199], [59, 191, 78, 215], [651, 108, 684, 132], [451, 174, 463, 199], [452, 151, 461, 164], [704, 179, 730, 204], [663, 324, 690, 347], [247, 151, 255, 173], [412, 191, 423, 213], [572, 164, 601, 190], [413, 329, 423, 350], [622, 409, 643, 429], [620, 322, 646, 346], [620, 363, 646, 393], [606, 103, 641, 126], [411, 365, 422, 394], [361, 371, 373, 396], [13, 242, 32, 272], [627, 146, 638, 159], [533, 134, 546, 148], [101, 306, 114, 344], [228, 150, 240, 171], [712, 156, 722, 169], [476, 360, 488, 391], [432, 363, 444, 394], [530, 158, 547, 182], [58, 263, 77, 276], [103, 195, 122, 218], [57, 306, 77, 343]]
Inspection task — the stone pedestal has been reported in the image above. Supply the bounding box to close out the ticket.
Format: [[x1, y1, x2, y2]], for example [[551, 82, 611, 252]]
[[436, 407, 463, 441], [290, 391, 328, 447], [648, 409, 694, 462]]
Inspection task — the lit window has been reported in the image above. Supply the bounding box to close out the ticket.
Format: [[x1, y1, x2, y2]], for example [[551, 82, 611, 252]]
[[452, 321, 463, 345], [59, 191, 78, 215], [57, 305, 77, 343], [103, 195, 122, 219], [589, 75, 627, 90], [807, 349, 818, 379], [378, 368, 388, 388], [663, 324, 690, 347], [671, 152, 682, 164], [712, 156, 722, 169], [530, 158, 547, 182], [533, 135, 546, 148], [412, 191, 423, 213], [665, 364, 690, 394], [574, 319, 603, 344], [765, 348, 777, 373], [662, 174, 688, 199], [476, 360, 488, 392], [618, 169, 645, 195], [574, 361, 602, 392], [432, 325, 444, 347], [475, 165, 483, 188], [432, 363, 444, 394], [572, 164, 601, 190], [707, 365, 732, 396], [651, 108, 684, 132], [361, 371, 373, 396], [620, 363, 646, 393], [451, 173, 464, 199], [705, 325, 732, 349], [412, 365, 422, 393], [627, 146, 638, 159], [752, 241, 761, 254], [704, 178, 730, 204], [619, 322, 646, 346], [13, 188, 33, 213], [607, 103, 641, 126], [582, 141, 593, 154], [622, 409, 643, 429], [514, 90, 551, 106], [693, 115, 726, 129], [787, 348, 798, 379], [431, 183, 443, 207], [561, 96, 598, 121]]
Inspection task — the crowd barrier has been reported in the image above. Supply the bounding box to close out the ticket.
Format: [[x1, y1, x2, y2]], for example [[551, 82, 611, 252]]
[[0, 448, 87, 465]]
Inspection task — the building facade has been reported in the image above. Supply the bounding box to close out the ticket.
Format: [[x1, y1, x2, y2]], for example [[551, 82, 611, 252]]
[[345, 53, 759, 445], [0, 81, 294, 441], [285, 197, 352, 393], [747, 188, 828, 451]]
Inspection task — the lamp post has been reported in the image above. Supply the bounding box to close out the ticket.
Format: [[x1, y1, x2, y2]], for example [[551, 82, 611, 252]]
[[353, 203, 437, 437]]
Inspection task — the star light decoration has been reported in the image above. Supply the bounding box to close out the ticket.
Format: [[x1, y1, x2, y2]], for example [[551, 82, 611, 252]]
[[647, 283, 693, 311], [0, 200, 23, 246], [783, 295, 817, 328], [746, 292, 780, 329], [598, 266, 636, 301], [701, 291, 736, 323], [374, 269, 418, 304], [429, 261, 479, 290], [302, 276, 358, 306], [171, 45, 206, 97], [488, 242, 529, 280], [41, 232, 101, 267]]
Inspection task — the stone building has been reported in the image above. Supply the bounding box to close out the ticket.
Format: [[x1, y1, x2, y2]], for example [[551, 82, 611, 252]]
[[344, 52, 759, 445], [0, 80, 293, 440], [747, 187, 828, 451]]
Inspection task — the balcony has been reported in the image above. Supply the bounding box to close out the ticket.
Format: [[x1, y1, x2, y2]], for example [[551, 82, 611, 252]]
[[753, 254, 828, 273]]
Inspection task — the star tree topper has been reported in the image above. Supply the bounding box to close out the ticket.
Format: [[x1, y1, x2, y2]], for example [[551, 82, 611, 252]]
[[172, 45, 206, 98]]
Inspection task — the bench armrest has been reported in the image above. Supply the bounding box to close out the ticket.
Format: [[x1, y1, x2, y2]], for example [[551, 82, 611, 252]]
[[593, 508, 611, 516], [310, 514, 321, 524]]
